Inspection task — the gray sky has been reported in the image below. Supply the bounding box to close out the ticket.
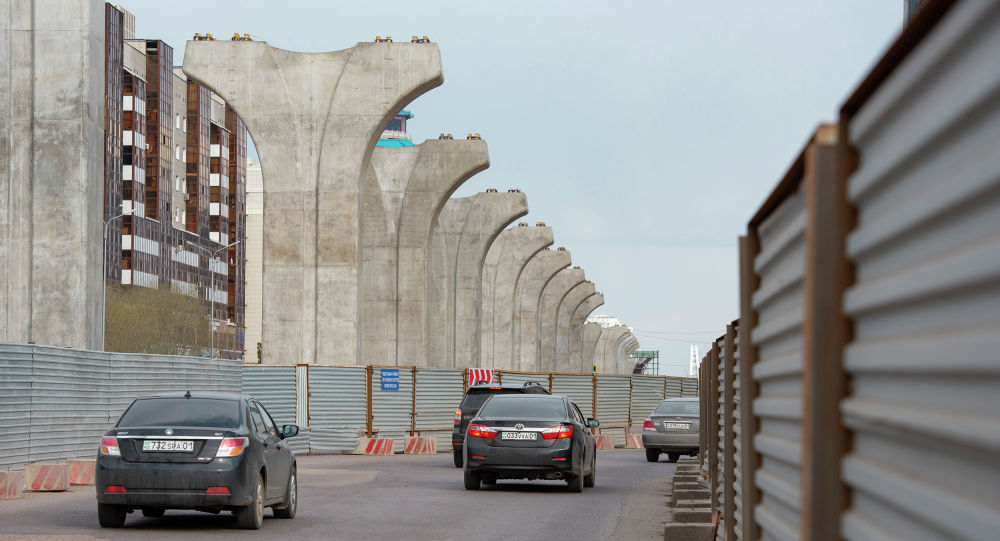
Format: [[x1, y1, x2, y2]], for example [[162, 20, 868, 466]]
[[121, 1, 903, 376]]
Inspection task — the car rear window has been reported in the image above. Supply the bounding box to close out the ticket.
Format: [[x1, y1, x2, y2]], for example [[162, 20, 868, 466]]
[[478, 396, 567, 419], [653, 401, 699, 415], [118, 398, 240, 428]]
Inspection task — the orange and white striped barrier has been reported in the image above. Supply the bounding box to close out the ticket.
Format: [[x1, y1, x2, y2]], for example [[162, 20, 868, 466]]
[[68, 459, 95, 485], [0, 471, 23, 500], [353, 437, 395, 456], [625, 434, 643, 449], [403, 437, 436, 455], [24, 463, 69, 491], [595, 435, 615, 450]]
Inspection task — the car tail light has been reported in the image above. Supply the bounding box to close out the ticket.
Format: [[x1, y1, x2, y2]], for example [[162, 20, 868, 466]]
[[454, 409, 462, 426], [541, 425, 573, 439], [206, 486, 230, 494], [467, 424, 497, 438], [100, 436, 120, 456], [216, 437, 249, 457], [643, 418, 655, 431], [105, 485, 127, 493]]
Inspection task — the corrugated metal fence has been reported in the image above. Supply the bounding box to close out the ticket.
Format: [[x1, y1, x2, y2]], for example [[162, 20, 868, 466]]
[[0, 343, 242, 469], [698, 3, 1000, 539]]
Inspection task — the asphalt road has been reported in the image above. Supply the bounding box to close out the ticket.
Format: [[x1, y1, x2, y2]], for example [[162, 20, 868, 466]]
[[0, 449, 676, 540]]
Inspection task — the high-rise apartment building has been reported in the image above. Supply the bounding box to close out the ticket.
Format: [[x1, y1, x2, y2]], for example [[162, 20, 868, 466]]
[[103, 4, 247, 358]]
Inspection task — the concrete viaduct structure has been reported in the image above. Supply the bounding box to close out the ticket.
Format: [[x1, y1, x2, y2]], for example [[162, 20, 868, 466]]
[[1, 14, 640, 373], [595, 325, 630, 374], [479, 224, 554, 370]]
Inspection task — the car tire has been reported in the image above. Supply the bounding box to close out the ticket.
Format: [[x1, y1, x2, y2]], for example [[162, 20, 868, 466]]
[[97, 503, 127, 528], [567, 472, 584, 493], [667, 452, 680, 463], [584, 457, 596, 488], [235, 472, 265, 530], [645, 449, 660, 462], [463, 470, 481, 490], [272, 466, 297, 519], [140, 508, 164, 518], [453, 449, 463, 468]]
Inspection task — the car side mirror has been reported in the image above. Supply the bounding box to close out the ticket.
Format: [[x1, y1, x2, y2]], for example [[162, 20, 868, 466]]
[[282, 424, 299, 439], [587, 418, 600, 428]]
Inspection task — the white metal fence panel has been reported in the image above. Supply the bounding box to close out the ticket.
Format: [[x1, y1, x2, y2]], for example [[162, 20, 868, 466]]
[[682, 379, 699, 397], [630, 375, 665, 427], [841, 4, 1000, 539], [665, 378, 683, 398], [28, 347, 111, 464], [551, 374, 594, 417], [372, 368, 414, 451], [0, 344, 241, 468], [752, 180, 806, 541], [307, 367, 367, 453], [596, 375, 630, 447], [0, 344, 32, 468], [241, 366, 306, 454], [415, 368, 464, 450]]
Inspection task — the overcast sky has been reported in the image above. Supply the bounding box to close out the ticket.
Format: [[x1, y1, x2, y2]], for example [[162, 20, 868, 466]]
[[121, 1, 904, 376]]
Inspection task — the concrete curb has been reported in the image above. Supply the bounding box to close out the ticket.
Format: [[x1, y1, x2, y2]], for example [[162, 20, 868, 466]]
[[403, 437, 436, 455], [0, 471, 23, 500], [68, 459, 95, 485], [664, 523, 714, 541], [24, 463, 69, 492]]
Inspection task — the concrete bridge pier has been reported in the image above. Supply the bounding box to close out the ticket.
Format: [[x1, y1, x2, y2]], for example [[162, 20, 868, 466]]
[[569, 293, 604, 373], [428, 191, 527, 367], [537, 267, 585, 372], [596, 325, 629, 374], [512, 248, 571, 372], [554, 281, 595, 373], [479, 224, 553, 370], [183, 40, 443, 364], [361, 139, 489, 366], [581, 322, 603, 374]]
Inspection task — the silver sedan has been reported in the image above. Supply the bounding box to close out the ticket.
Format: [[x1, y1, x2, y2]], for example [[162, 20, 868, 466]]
[[641, 397, 699, 462]]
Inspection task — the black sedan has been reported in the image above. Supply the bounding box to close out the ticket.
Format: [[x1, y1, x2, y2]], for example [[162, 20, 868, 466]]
[[463, 394, 598, 492], [95, 391, 299, 529]]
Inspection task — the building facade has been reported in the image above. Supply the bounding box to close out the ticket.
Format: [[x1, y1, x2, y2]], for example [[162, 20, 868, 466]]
[[103, 4, 247, 359]]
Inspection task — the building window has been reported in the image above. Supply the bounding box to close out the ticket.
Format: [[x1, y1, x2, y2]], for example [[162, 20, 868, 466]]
[[175, 145, 181, 160]]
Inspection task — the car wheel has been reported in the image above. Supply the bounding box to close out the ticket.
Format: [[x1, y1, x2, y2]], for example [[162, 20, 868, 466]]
[[567, 472, 584, 493], [584, 457, 596, 488], [140, 508, 165, 518], [645, 448, 660, 462], [272, 466, 297, 519], [453, 449, 463, 468], [463, 470, 481, 490], [667, 452, 680, 463], [97, 503, 127, 528], [235, 472, 265, 530]]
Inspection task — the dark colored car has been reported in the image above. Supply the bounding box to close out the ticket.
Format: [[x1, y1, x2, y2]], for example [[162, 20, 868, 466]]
[[463, 394, 598, 492], [641, 397, 700, 462], [452, 382, 549, 467], [95, 392, 300, 529]]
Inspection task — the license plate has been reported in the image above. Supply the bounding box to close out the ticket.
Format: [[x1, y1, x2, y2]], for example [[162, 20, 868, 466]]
[[500, 432, 538, 440], [665, 423, 690, 430], [143, 440, 194, 452]]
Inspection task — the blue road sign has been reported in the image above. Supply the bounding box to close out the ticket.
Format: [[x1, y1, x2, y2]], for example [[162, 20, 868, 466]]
[[381, 368, 400, 391]]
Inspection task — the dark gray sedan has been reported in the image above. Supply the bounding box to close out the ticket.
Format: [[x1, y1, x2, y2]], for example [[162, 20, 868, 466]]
[[641, 397, 699, 462]]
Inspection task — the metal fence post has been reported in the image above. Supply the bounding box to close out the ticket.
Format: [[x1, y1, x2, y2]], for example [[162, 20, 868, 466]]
[[366, 365, 373, 438], [723, 325, 737, 541], [739, 234, 761, 541], [410, 367, 417, 437]]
